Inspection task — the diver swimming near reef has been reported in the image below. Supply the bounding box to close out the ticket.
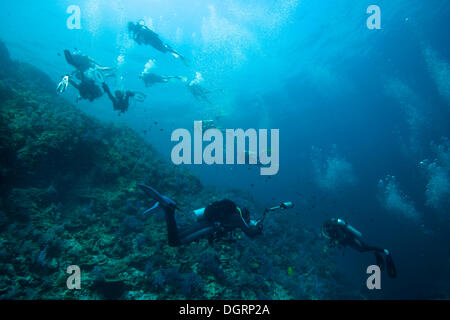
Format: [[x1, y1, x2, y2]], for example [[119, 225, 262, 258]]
[[139, 184, 294, 247], [187, 72, 214, 104], [57, 72, 103, 102], [140, 70, 187, 88], [128, 21, 188, 66], [102, 82, 145, 114], [322, 218, 397, 278], [63, 49, 115, 78]]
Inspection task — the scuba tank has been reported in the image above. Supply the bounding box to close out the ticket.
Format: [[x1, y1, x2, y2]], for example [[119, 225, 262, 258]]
[[336, 218, 362, 238]]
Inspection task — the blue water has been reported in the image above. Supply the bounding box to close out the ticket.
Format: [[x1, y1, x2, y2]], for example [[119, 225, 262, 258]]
[[1, 0, 449, 299]]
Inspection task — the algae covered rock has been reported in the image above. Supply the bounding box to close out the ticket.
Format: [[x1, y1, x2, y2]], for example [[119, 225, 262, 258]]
[[0, 41, 346, 300], [0, 40, 11, 75]]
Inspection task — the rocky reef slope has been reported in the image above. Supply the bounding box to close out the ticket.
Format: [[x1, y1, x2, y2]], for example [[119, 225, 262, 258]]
[[0, 41, 354, 299]]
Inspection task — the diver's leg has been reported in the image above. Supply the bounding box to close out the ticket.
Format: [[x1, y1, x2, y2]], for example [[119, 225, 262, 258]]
[[385, 252, 397, 278], [177, 220, 216, 244], [165, 45, 185, 60], [162, 205, 182, 247], [166, 76, 184, 82], [163, 211, 219, 246], [138, 184, 182, 246], [358, 239, 385, 253], [352, 238, 376, 253], [179, 225, 216, 245], [202, 95, 213, 105], [163, 211, 216, 246], [353, 239, 388, 271]]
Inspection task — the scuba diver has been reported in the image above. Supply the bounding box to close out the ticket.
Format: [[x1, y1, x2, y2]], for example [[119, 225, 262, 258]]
[[140, 71, 186, 88], [128, 21, 188, 65], [139, 184, 294, 247], [102, 83, 145, 114], [322, 218, 397, 278], [187, 72, 213, 104], [63, 49, 115, 77], [57, 73, 103, 102]]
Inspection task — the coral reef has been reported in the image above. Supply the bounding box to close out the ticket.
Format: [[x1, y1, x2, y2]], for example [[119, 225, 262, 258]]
[[0, 40, 356, 300]]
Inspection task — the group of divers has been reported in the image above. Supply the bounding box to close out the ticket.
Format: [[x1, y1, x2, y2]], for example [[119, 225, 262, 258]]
[[57, 21, 213, 114], [57, 21, 397, 280]]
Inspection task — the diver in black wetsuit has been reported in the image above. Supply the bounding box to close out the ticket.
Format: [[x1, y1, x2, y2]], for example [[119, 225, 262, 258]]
[[63, 49, 115, 76], [322, 218, 397, 278], [186, 72, 214, 104], [140, 71, 186, 88], [102, 83, 136, 113], [57, 72, 103, 102], [139, 185, 293, 247], [128, 21, 187, 65]]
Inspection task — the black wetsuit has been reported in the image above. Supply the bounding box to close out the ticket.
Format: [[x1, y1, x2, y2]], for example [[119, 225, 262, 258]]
[[141, 73, 182, 87], [130, 24, 169, 52], [103, 83, 135, 113], [141, 73, 167, 87], [64, 50, 92, 73], [188, 83, 212, 104], [128, 22, 186, 64], [163, 199, 262, 247], [69, 75, 103, 102], [332, 223, 384, 253]]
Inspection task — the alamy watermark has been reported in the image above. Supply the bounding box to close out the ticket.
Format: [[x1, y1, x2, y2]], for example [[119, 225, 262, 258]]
[[367, 5, 381, 30], [67, 5, 81, 30], [366, 265, 381, 290], [170, 121, 279, 176], [66, 265, 81, 290]]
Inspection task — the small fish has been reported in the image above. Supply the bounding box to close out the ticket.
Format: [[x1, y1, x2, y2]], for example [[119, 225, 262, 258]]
[[288, 267, 293, 276]]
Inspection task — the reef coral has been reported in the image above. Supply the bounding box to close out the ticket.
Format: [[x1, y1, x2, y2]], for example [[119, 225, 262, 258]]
[[0, 40, 355, 300]]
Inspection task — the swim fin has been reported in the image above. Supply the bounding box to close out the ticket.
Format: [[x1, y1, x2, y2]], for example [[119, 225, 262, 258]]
[[386, 253, 397, 278], [57, 76, 69, 93], [375, 251, 385, 271], [142, 201, 159, 215], [138, 184, 176, 208]]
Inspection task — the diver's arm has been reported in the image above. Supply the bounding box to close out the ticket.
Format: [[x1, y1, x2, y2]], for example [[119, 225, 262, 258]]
[[68, 79, 80, 90], [237, 214, 263, 238], [242, 224, 263, 238], [102, 83, 116, 104], [125, 91, 135, 100]]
